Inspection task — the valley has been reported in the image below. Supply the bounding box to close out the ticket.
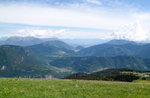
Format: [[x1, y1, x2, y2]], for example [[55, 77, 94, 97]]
[[1, 37, 150, 79]]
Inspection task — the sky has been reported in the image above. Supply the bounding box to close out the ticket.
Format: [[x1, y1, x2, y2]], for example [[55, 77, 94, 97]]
[[0, 0, 150, 41]]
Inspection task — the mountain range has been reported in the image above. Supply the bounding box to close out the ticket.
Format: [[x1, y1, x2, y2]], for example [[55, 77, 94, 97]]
[[1, 36, 150, 78], [78, 40, 150, 58], [0, 45, 63, 78], [0, 36, 43, 46]]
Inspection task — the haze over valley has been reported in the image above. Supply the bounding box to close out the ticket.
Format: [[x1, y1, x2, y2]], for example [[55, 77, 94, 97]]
[[1, 36, 150, 78]]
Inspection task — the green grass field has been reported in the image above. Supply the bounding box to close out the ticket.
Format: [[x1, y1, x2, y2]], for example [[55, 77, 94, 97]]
[[134, 80, 150, 83], [0, 78, 150, 98]]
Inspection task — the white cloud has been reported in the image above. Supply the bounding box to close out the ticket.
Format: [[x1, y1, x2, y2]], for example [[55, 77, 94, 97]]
[[108, 12, 150, 41], [16, 29, 66, 38], [112, 20, 150, 41], [15, 28, 113, 39], [0, 4, 133, 31]]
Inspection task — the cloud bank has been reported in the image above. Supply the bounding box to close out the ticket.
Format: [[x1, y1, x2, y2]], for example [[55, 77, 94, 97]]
[[0, 4, 133, 30], [15, 28, 113, 39]]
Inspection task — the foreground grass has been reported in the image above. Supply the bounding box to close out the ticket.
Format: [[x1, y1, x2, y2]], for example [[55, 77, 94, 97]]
[[0, 78, 150, 98], [134, 80, 150, 83]]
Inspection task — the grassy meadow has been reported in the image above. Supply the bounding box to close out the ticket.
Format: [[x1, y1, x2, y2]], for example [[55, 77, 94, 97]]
[[0, 78, 150, 98], [134, 80, 150, 83]]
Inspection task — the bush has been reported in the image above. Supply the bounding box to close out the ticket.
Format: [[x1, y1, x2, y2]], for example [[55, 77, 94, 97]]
[[112, 74, 140, 82]]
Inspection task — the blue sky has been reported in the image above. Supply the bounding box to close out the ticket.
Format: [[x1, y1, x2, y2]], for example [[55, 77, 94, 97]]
[[122, 0, 150, 12], [0, 0, 150, 41]]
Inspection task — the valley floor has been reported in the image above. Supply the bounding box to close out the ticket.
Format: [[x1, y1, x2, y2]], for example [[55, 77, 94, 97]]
[[0, 78, 150, 98]]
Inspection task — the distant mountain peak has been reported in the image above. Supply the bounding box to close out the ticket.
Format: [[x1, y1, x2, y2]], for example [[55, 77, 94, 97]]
[[6, 36, 41, 40], [37, 40, 74, 50], [1, 36, 61, 46], [4, 36, 42, 46], [106, 39, 136, 45]]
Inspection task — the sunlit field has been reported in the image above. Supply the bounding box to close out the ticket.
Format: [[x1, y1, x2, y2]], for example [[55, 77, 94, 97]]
[[0, 78, 150, 98]]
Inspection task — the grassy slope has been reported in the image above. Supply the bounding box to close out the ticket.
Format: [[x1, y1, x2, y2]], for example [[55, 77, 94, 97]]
[[134, 80, 150, 83], [0, 78, 150, 98]]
